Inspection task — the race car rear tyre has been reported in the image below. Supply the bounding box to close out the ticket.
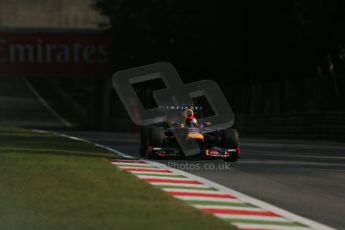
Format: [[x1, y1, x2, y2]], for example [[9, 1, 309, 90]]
[[140, 126, 149, 157], [221, 128, 240, 162]]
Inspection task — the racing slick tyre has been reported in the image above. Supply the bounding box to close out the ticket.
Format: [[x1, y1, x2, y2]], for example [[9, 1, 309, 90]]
[[140, 126, 149, 157], [221, 128, 240, 162], [146, 127, 164, 159]]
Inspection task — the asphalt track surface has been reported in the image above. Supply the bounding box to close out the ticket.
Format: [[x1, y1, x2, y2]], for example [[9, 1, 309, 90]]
[[64, 131, 345, 230]]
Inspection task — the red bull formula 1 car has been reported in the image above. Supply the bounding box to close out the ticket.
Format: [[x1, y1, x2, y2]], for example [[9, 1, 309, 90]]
[[140, 106, 240, 162]]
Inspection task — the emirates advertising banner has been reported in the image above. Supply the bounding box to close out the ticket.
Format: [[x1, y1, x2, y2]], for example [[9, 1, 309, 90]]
[[0, 30, 110, 77]]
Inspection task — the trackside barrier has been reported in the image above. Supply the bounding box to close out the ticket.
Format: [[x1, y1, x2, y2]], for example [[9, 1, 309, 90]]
[[235, 112, 345, 141]]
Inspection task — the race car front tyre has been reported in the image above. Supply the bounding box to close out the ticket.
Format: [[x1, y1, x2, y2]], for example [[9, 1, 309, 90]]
[[149, 127, 164, 147], [146, 127, 164, 159], [221, 128, 240, 162], [140, 126, 149, 157]]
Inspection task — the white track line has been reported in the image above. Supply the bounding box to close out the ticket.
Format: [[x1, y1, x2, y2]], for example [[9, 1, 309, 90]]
[[194, 205, 264, 212], [23, 78, 72, 127], [173, 196, 239, 202], [130, 171, 178, 175], [234, 223, 310, 230], [161, 188, 231, 194], [135, 175, 193, 180], [115, 165, 159, 170], [111, 162, 153, 167], [214, 214, 289, 221], [193, 205, 262, 211], [146, 182, 211, 188]]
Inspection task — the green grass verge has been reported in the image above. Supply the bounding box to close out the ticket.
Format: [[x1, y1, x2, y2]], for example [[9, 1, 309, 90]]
[[0, 127, 236, 230]]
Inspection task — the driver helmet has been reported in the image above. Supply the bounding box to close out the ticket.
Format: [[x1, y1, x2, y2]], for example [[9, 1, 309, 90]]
[[185, 109, 197, 127]]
